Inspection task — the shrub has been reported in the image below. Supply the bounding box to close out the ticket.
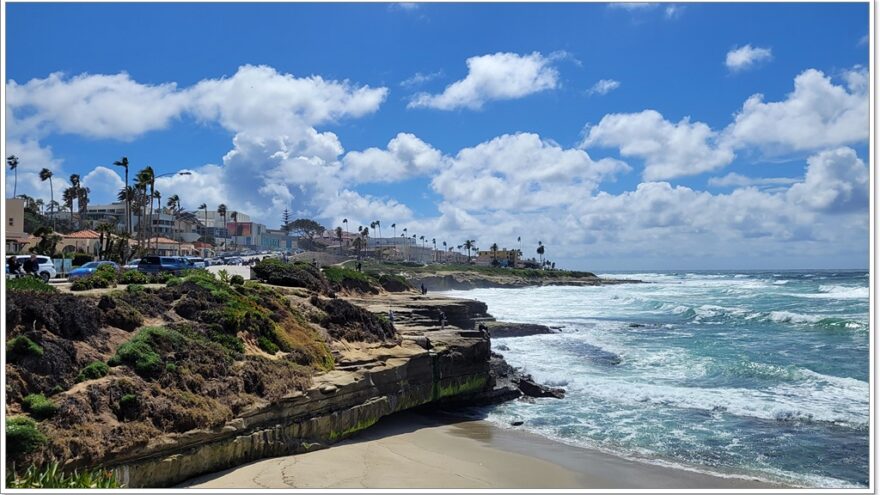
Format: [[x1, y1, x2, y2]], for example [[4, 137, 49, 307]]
[[70, 275, 112, 291], [76, 361, 109, 382], [6, 416, 47, 460], [257, 336, 279, 354], [207, 331, 245, 353], [6, 461, 122, 488], [165, 276, 182, 287], [118, 270, 148, 285], [22, 394, 58, 420], [6, 336, 44, 360], [71, 253, 94, 267], [7, 277, 57, 293], [252, 259, 330, 293], [149, 271, 173, 284], [108, 327, 171, 378], [99, 296, 144, 331], [217, 269, 230, 284], [229, 274, 245, 285], [125, 283, 144, 294], [95, 264, 118, 284]]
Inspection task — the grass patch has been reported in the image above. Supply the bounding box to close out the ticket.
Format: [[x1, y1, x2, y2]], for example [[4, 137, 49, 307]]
[[76, 361, 109, 382], [108, 327, 177, 378], [6, 336, 44, 360], [5, 416, 47, 460], [22, 394, 58, 420], [257, 336, 279, 354], [6, 277, 57, 293]]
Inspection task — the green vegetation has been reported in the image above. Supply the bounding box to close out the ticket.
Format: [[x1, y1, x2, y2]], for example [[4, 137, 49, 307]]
[[6, 416, 47, 460], [6, 336, 44, 360], [229, 274, 245, 285], [22, 394, 58, 420], [108, 326, 173, 377], [71, 253, 94, 267], [350, 260, 597, 280], [7, 277, 57, 293], [6, 461, 122, 488], [76, 361, 110, 382], [257, 336, 279, 354], [433, 374, 488, 401], [322, 266, 371, 284], [252, 259, 330, 293], [328, 416, 380, 441], [118, 269, 149, 284]]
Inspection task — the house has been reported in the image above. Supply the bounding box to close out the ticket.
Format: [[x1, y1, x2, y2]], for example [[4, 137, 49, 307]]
[[58, 230, 103, 256], [5, 198, 29, 253], [475, 248, 520, 267]]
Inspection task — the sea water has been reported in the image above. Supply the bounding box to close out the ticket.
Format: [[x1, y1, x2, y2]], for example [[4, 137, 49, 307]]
[[445, 270, 870, 488]]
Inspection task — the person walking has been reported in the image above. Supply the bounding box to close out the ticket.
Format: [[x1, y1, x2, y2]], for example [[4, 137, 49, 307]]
[[22, 254, 40, 277]]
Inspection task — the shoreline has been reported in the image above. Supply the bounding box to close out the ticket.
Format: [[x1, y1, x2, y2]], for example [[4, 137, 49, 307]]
[[180, 411, 783, 489]]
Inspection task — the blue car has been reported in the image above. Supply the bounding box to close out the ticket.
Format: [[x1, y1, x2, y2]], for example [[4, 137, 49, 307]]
[[68, 261, 119, 280], [137, 256, 189, 275]]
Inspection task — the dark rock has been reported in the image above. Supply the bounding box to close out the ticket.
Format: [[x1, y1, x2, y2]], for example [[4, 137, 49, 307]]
[[485, 321, 553, 338], [517, 377, 565, 399], [510, 420, 524, 426]]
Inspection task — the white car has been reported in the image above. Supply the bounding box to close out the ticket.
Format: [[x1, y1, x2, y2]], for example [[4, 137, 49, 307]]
[[9, 255, 57, 282], [184, 257, 207, 268], [123, 258, 141, 270]]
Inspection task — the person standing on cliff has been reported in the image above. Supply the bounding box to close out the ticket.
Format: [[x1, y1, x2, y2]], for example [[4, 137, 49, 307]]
[[421, 283, 427, 295], [438, 309, 447, 329]]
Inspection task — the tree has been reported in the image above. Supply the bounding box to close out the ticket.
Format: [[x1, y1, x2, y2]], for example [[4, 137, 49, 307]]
[[282, 208, 292, 233], [30, 226, 61, 256], [352, 236, 363, 259], [7, 155, 18, 198], [199, 203, 209, 242], [291, 218, 325, 242], [391, 223, 396, 239], [342, 218, 348, 236], [167, 194, 181, 254], [442, 241, 447, 263], [432, 238, 437, 262], [335, 226, 344, 254], [463, 239, 475, 262], [537, 242, 545, 267], [39, 168, 55, 230], [217, 204, 227, 250], [490, 243, 499, 266], [112, 157, 130, 235]]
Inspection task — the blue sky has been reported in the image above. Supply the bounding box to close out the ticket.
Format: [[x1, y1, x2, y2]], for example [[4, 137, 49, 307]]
[[4, 2, 870, 270]]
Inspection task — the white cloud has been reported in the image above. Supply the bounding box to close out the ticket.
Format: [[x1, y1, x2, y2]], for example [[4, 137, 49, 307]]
[[722, 68, 868, 154], [786, 147, 868, 213], [588, 79, 621, 96], [187, 65, 388, 134], [408, 52, 560, 110], [82, 166, 125, 205], [400, 71, 443, 88], [725, 44, 773, 72], [341, 133, 447, 183], [6, 72, 187, 140], [582, 110, 734, 181], [708, 173, 799, 188], [389, 2, 420, 11], [433, 132, 630, 210], [608, 3, 658, 11], [664, 5, 683, 19]]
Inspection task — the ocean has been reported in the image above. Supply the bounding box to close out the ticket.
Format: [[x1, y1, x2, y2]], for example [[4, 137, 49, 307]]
[[445, 270, 870, 488]]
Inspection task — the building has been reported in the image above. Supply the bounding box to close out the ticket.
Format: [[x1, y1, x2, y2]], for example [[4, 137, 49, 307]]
[[475, 248, 520, 267], [5, 198, 29, 253], [226, 221, 267, 250], [260, 229, 299, 251], [58, 230, 103, 255]]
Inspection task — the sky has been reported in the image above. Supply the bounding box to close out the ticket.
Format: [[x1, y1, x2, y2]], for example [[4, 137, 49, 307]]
[[4, 2, 871, 270]]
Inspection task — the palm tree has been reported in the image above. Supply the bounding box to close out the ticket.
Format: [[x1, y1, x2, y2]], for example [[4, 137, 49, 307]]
[[370, 221, 377, 239], [342, 218, 348, 236], [167, 194, 181, 254], [230, 211, 238, 249], [537, 241, 545, 267], [352, 236, 364, 259], [66, 174, 83, 229], [335, 226, 344, 255], [442, 241, 447, 263], [432, 238, 437, 262], [7, 155, 19, 198], [391, 223, 396, 239], [39, 168, 55, 229], [77, 185, 90, 230], [217, 204, 227, 251], [375, 220, 381, 240], [199, 203, 208, 242], [463, 240, 475, 262], [490, 243, 499, 266], [113, 157, 130, 235], [35, 198, 44, 216]]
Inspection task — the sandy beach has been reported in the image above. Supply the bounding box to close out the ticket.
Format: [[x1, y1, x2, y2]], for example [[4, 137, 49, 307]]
[[180, 411, 780, 489]]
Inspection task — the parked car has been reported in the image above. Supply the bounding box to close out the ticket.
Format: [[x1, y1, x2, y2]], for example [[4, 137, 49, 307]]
[[8, 255, 57, 282], [68, 261, 119, 280], [137, 256, 189, 275], [123, 258, 141, 270], [184, 256, 207, 268]]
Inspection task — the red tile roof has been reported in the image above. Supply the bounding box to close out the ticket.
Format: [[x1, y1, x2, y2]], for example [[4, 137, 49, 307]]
[[64, 230, 101, 239]]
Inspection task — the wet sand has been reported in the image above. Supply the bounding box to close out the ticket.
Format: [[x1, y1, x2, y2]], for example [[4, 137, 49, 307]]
[[180, 411, 781, 489]]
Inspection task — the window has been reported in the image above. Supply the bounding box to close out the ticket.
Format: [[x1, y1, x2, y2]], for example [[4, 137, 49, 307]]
[[8, 217, 13, 226]]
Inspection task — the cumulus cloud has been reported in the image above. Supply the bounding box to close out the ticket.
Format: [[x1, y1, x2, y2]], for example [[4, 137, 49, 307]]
[[408, 52, 559, 110], [187, 65, 388, 134], [786, 147, 868, 213], [582, 110, 734, 180], [588, 79, 620, 96], [82, 166, 125, 204], [341, 133, 447, 183], [433, 132, 630, 210], [6, 72, 187, 140], [725, 44, 773, 72], [722, 68, 868, 154]]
